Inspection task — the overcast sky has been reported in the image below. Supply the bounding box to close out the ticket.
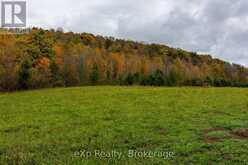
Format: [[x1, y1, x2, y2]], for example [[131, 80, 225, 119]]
[[25, 0, 248, 66]]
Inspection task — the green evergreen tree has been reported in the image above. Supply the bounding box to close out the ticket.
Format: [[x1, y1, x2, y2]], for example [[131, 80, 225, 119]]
[[18, 59, 31, 89], [90, 63, 99, 84], [50, 60, 64, 87]]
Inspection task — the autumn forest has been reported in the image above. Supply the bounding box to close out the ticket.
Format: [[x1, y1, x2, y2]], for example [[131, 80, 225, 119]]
[[0, 28, 248, 91]]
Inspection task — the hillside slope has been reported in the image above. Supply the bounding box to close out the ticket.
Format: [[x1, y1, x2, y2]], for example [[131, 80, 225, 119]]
[[0, 28, 248, 91]]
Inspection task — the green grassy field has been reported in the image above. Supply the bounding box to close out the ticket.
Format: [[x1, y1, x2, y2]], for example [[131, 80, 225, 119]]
[[0, 87, 248, 164]]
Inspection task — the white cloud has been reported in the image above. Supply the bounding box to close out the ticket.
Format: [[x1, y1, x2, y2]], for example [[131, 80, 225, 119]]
[[26, 0, 248, 66]]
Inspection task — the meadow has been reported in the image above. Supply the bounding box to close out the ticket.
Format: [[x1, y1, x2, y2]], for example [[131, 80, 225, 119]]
[[0, 87, 248, 164]]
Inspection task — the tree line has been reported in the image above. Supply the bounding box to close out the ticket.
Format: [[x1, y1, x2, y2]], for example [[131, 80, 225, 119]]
[[0, 28, 248, 91]]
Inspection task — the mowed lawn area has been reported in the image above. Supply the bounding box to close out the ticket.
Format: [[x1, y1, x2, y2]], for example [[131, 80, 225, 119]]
[[0, 87, 248, 164]]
